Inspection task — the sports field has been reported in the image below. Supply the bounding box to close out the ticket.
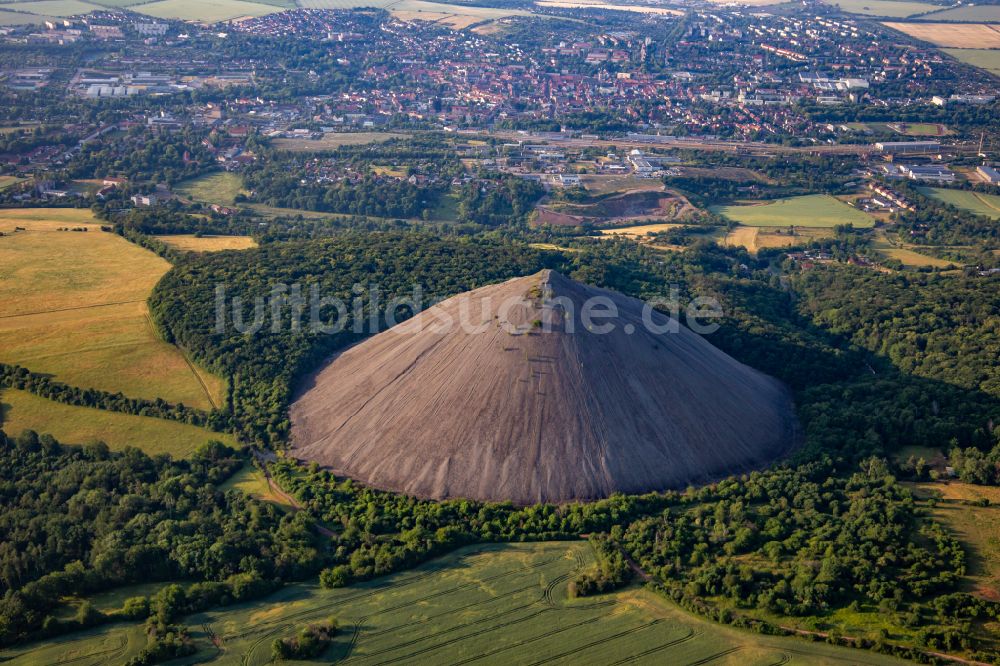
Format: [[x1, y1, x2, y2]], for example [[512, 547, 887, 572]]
[[156, 234, 258, 252], [0, 209, 224, 409], [884, 121, 948, 136], [0, 389, 237, 456], [131, 0, 283, 22], [711, 194, 876, 228], [0, 542, 911, 666], [821, 0, 942, 18], [176, 171, 246, 206], [943, 49, 1000, 76], [919, 187, 1000, 219], [883, 22, 1000, 48]]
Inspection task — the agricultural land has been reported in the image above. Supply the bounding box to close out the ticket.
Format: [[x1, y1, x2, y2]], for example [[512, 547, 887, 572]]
[[919, 187, 1000, 219], [0, 542, 913, 666], [882, 22, 1000, 48], [942, 49, 1000, 77], [710, 194, 876, 228], [0, 388, 237, 456], [0, 209, 225, 409]]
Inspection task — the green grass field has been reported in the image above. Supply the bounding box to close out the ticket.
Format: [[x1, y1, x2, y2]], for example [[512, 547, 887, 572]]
[[909, 482, 1000, 602], [0, 389, 237, 456], [131, 0, 282, 22], [821, 0, 943, 17], [0, 0, 100, 17], [919, 187, 1000, 219], [0, 209, 224, 409], [711, 194, 876, 228], [175, 171, 246, 207], [0, 175, 23, 190], [0, 542, 911, 666], [943, 49, 1000, 76], [271, 131, 405, 152]]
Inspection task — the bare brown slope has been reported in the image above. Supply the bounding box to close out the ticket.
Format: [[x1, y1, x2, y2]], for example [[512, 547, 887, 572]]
[[290, 270, 798, 505]]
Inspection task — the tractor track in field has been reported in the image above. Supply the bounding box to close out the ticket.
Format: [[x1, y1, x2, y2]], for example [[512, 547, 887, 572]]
[[362, 579, 543, 638], [604, 629, 702, 666], [345, 602, 546, 661], [522, 619, 672, 666], [232, 550, 568, 664], [23, 633, 129, 666], [442, 613, 603, 666], [0, 299, 145, 320], [685, 645, 743, 665]]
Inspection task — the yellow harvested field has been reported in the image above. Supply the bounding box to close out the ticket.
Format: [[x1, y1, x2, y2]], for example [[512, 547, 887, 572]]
[[883, 22, 1000, 48], [599, 222, 687, 238], [0, 389, 237, 457], [723, 226, 835, 253], [872, 231, 957, 269], [912, 482, 1000, 503], [155, 234, 258, 252], [535, 0, 681, 14], [0, 209, 224, 409]]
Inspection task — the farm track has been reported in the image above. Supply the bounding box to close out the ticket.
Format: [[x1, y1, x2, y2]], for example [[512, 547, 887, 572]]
[[973, 192, 1000, 213], [0, 299, 145, 320]]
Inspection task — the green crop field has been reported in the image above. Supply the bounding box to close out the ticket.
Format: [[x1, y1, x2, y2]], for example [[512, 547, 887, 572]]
[[131, 0, 282, 22], [176, 171, 247, 206], [0, 542, 912, 666], [0, 389, 237, 456], [919, 187, 1000, 219], [0, 0, 100, 17], [820, 0, 942, 17], [0, 208, 225, 409], [920, 4, 1000, 21], [711, 194, 876, 228], [943, 49, 1000, 76], [0, 8, 52, 23]]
